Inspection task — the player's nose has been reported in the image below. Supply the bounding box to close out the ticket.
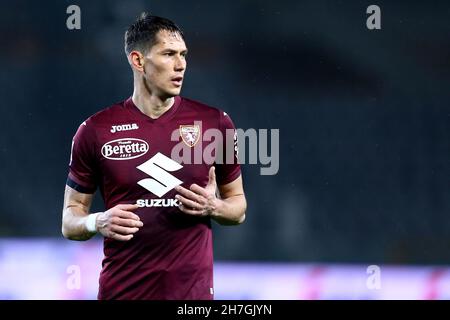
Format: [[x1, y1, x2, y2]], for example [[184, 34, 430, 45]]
[[174, 56, 186, 71]]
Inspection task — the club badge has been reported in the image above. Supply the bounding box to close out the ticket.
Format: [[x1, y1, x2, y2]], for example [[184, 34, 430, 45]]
[[179, 124, 200, 147]]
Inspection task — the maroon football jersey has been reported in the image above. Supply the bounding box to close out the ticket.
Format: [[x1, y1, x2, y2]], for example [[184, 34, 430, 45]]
[[67, 96, 241, 300]]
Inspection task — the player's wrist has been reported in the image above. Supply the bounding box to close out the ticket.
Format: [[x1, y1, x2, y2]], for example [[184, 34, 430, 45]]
[[208, 198, 223, 218], [85, 212, 100, 233]]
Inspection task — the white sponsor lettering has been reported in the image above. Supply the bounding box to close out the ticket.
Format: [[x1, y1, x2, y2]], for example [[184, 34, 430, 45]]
[[136, 199, 180, 207], [101, 138, 149, 160], [110, 123, 139, 133]]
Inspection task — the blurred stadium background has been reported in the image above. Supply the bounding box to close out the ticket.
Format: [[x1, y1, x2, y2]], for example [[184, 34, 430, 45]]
[[1, 0, 450, 299]]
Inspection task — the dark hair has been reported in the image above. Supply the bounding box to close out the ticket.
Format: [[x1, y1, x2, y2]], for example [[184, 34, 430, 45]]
[[124, 12, 184, 55]]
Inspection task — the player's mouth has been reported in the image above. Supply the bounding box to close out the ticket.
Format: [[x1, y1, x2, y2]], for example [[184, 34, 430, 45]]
[[171, 76, 183, 87]]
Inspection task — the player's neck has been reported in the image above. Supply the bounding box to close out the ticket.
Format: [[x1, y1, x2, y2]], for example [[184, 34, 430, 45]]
[[132, 89, 175, 120]]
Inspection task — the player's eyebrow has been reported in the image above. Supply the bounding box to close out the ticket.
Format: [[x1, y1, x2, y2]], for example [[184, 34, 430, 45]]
[[160, 48, 188, 56]]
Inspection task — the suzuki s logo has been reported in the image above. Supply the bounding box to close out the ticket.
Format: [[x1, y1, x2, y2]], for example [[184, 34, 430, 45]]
[[101, 138, 149, 160], [111, 123, 139, 133], [136, 152, 183, 197]]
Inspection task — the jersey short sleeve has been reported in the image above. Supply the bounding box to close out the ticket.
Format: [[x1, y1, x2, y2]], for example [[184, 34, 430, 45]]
[[66, 120, 99, 193], [215, 111, 241, 185]]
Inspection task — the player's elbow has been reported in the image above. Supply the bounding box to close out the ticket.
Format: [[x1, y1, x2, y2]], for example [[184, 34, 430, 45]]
[[61, 212, 72, 239], [61, 225, 87, 241], [61, 225, 70, 239], [213, 211, 246, 226], [61, 217, 78, 240], [61, 223, 74, 240], [237, 213, 246, 225], [238, 198, 247, 224], [229, 204, 246, 225], [235, 199, 247, 225]]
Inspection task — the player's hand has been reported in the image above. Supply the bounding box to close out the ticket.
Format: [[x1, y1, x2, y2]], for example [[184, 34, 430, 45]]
[[96, 204, 143, 241], [175, 166, 219, 217]]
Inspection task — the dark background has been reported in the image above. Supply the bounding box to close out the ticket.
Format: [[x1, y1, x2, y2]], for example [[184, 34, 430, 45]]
[[1, 0, 450, 264]]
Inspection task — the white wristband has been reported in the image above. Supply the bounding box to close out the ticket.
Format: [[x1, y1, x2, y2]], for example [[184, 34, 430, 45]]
[[85, 213, 99, 233]]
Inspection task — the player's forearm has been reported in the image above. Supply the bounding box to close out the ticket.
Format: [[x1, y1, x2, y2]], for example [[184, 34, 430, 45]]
[[62, 206, 96, 241], [210, 195, 246, 226]]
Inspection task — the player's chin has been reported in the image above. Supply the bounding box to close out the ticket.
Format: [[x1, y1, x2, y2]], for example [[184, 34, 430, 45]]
[[168, 83, 182, 94], [171, 87, 182, 95], [160, 88, 181, 100], [162, 88, 181, 98]]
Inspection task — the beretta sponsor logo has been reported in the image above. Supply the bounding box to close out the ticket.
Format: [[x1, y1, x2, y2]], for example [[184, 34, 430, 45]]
[[101, 138, 149, 160]]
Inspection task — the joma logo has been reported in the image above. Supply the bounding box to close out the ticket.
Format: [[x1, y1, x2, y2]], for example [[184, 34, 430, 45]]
[[111, 123, 139, 133]]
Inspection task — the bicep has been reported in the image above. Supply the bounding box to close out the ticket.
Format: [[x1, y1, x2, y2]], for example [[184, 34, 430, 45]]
[[218, 175, 244, 199], [63, 185, 95, 216]]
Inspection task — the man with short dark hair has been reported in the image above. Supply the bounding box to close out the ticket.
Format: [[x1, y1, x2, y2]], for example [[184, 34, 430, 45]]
[[61, 12, 247, 300]]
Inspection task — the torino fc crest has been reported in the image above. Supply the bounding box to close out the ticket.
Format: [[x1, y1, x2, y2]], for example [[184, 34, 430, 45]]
[[179, 124, 200, 147]]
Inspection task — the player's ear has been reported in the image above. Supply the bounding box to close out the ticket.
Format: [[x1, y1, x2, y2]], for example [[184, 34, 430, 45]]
[[129, 51, 145, 72]]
